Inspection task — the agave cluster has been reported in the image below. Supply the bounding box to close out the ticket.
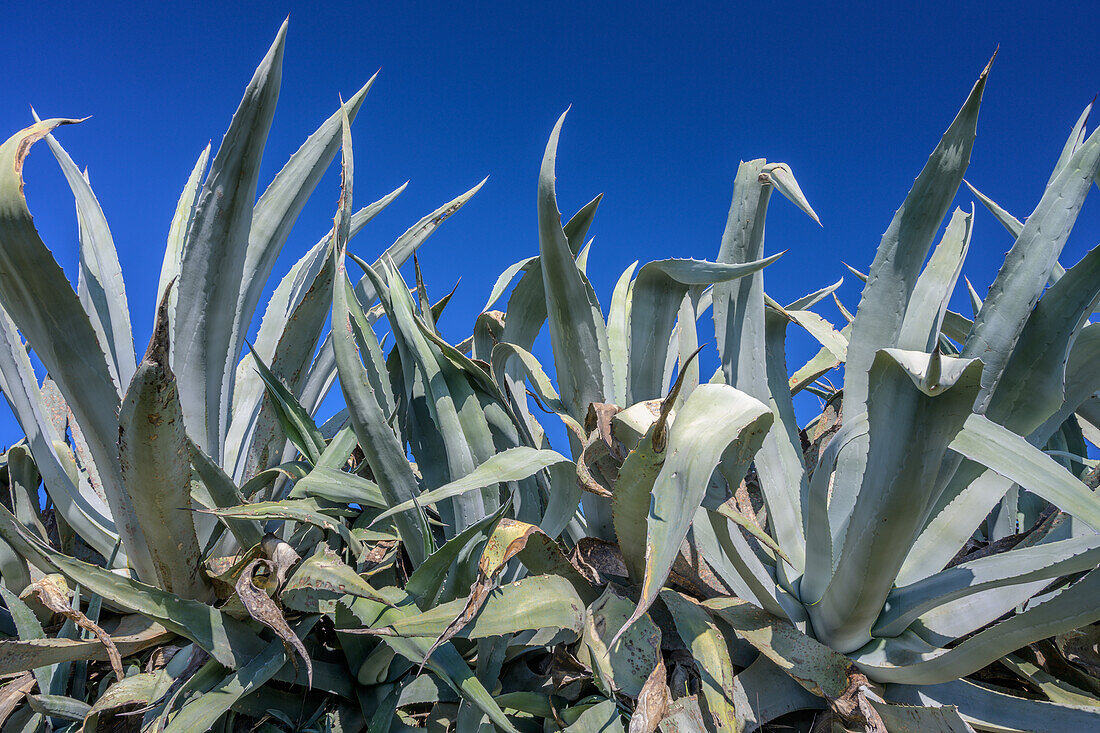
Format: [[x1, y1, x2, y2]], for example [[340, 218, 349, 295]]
[[0, 23, 1098, 733]]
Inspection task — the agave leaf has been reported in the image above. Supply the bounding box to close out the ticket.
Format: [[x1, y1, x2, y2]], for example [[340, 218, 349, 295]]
[[372, 447, 568, 525], [786, 277, 844, 311], [660, 590, 738, 732], [158, 144, 210, 320], [713, 158, 814, 576], [987, 241, 1100, 433], [161, 618, 318, 733], [622, 383, 772, 638], [886, 678, 1100, 732], [245, 343, 326, 465], [704, 596, 852, 700], [118, 288, 211, 600], [25, 694, 89, 722], [186, 439, 264, 549], [537, 111, 614, 420], [0, 304, 118, 560], [489, 343, 582, 434], [0, 507, 267, 668], [1035, 322, 1100, 442], [876, 534, 1100, 637], [354, 575, 583, 645], [964, 122, 1100, 409], [565, 699, 624, 733], [606, 261, 638, 406], [812, 350, 984, 653], [950, 413, 1100, 530], [288, 466, 385, 507], [282, 547, 392, 612], [842, 58, 989, 415], [1000, 654, 1100, 708], [38, 125, 136, 390], [852, 568, 1100, 685], [353, 179, 487, 307], [0, 586, 52, 695], [788, 324, 851, 395], [231, 77, 376, 374], [172, 21, 286, 461], [628, 255, 782, 404], [657, 696, 707, 733], [1048, 99, 1095, 189], [235, 558, 311, 686], [226, 184, 405, 480], [342, 589, 520, 733], [585, 585, 661, 698], [859, 687, 977, 733], [330, 116, 426, 563], [770, 300, 847, 362], [211, 498, 364, 558], [484, 257, 537, 312], [0, 615, 169, 676], [0, 119, 153, 580], [896, 206, 973, 353], [698, 509, 800, 625], [404, 508, 506, 609], [366, 259, 496, 533], [731, 655, 826, 732]]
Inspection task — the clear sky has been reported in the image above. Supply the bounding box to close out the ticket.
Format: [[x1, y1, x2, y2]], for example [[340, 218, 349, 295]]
[[2, 1, 1099, 444]]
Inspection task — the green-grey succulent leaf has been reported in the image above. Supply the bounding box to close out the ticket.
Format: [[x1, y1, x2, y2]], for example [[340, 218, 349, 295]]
[[186, 439, 264, 549], [1048, 99, 1094, 189], [230, 78, 376, 379], [886, 678, 1100, 732], [0, 305, 118, 560], [288, 466, 385, 508], [852, 568, 1100, 685], [0, 507, 267, 668], [162, 619, 318, 733], [660, 590, 738, 731], [484, 257, 538, 312], [0, 586, 53, 695], [786, 277, 844, 311], [330, 117, 426, 564], [964, 180, 1023, 239], [0, 615, 169, 676], [159, 144, 210, 320], [245, 343, 326, 465], [964, 122, 1100, 409], [281, 547, 391, 610], [211, 498, 364, 558], [704, 596, 853, 700], [585, 585, 661, 698], [691, 505, 806, 623], [38, 126, 136, 390], [118, 289, 211, 601], [352, 179, 487, 308], [712, 160, 814, 577], [949, 412, 1100, 530], [343, 589, 520, 733], [405, 507, 506, 609], [1034, 322, 1100, 442], [986, 241, 1100, 435], [372, 447, 569, 525], [623, 383, 772, 640], [811, 350, 984, 653], [731, 656, 826, 732], [565, 699, 623, 733], [842, 60, 988, 416], [761, 161, 821, 224], [356, 575, 583, 645], [628, 255, 782, 404], [172, 21, 286, 462], [896, 206, 973, 353], [227, 185, 406, 481], [0, 119, 152, 580], [538, 111, 614, 420], [489, 342, 584, 436], [876, 534, 1100, 637], [999, 655, 1100, 709], [607, 261, 639, 405]]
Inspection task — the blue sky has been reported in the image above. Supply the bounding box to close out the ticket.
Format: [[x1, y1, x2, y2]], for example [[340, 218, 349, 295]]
[[2, 1, 1099, 443]]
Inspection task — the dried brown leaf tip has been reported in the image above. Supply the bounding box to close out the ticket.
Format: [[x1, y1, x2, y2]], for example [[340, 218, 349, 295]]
[[236, 558, 312, 687], [26, 575, 125, 683]]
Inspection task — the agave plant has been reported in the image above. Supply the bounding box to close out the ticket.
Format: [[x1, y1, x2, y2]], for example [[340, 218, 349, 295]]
[[0, 23, 1099, 733]]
